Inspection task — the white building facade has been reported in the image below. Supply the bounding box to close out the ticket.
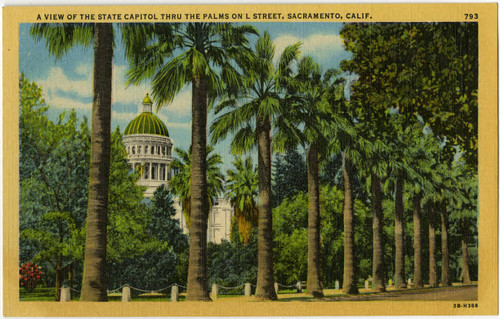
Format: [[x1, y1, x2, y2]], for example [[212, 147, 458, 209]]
[[123, 94, 232, 243]]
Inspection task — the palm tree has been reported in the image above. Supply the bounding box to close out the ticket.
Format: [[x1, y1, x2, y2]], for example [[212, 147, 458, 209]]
[[210, 31, 301, 300], [31, 23, 113, 301], [225, 156, 259, 244], [412, 194, 423, 288], [274, 56, 342, 297], [125, 23, 256, 300], [406, 128, 441, 289], [428, 201, 438, 287], [169, 146, 225, 229], [453, 166, 478, 285], [371, 171, 386, 292], [325, 88, 361, 295]]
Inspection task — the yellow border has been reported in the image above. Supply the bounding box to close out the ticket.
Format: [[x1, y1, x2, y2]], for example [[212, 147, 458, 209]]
[[3, 3, 498, 316]]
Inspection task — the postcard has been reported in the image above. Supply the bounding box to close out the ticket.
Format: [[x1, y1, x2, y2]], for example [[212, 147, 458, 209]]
[[3, 3, 498, 316]]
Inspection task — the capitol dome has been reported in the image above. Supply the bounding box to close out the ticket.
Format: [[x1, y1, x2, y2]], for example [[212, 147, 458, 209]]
[[124, 94, 169, 137], [123, 93, 174, 197]]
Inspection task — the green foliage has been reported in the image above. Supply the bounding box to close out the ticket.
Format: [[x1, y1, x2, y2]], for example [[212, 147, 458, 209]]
[[124, 23, 258, 109], [20, 74, 89, 285], [207, 227, 258, 289], [273, 185, 371, 287], [30, 23, 94, 59], [168, 145, 225, 228], [341, 22, 478, 167], [107, 186, 189, 291], [272, 147, 308, 207], [106, 128, 150, 261], [210, 31, 301, 154], [225, 156, 259, 244]]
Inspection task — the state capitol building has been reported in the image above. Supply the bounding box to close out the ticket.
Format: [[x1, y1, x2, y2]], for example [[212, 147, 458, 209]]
[[122, 94, 232, 244]]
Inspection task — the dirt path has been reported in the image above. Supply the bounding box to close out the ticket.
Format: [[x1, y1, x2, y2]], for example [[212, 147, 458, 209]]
[[320, 285, 478, 301]]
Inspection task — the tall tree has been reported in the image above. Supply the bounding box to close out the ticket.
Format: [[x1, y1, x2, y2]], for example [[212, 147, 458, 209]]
[[211, 31, 301, 300], [31, 23, 113, 301], [20, 75, 89, 300], [273, 56, 341, 297], [428, 202, 438, 287], [225, 157, 259, 244], [125, 23, 256, 300], [371, 171, 386, 291]]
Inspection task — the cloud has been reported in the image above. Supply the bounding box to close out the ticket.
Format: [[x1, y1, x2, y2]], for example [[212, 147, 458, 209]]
[[112, 64, 192, 117], [111, 110, 137, 121], [46, 92, 91, 111], [75, 63, 91, 76], [156, 112, 191, 130], [36, 66, 92, 105], [36, 64, 193, 120], [166, 121, 191, 130], [274, 33, 344, 64]]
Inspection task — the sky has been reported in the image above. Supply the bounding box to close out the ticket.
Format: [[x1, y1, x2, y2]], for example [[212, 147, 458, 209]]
[[19, 22, 352, 174]]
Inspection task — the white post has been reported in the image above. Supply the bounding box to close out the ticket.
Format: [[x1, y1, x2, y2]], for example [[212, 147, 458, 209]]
[[408, 278, 412, 287], [244, 283, 252, 297], [335, 280, 340, 290], [171, 285, 179, 302], [60, 286, 71, 302], [296, 280, 302, 293], [274, 282, 279, 294], [211, 283, 218, 299], [364, 280, 369, 290], [122, 286, 131, 302]]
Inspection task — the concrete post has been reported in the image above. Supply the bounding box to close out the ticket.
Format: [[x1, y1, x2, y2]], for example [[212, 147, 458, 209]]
[[244, 283, 252, 297], [122, 286, 131, 302], [211, 283, 218, 299], [335, 280, 340, 290], [60, 286, 70, 302], [408, 278, 412, 287], [171, 285, 179, 302], [274, 282, 279, 294], [364, 280, 369, 290], [296, 280, 302, 293]]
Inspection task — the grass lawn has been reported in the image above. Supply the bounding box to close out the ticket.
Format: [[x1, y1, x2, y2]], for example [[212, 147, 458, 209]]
[[20, 283, 477, 302], [20, 287, 57, 301]]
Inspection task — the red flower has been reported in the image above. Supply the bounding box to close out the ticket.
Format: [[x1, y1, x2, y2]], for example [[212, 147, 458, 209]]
[[36, 275, 40, 279], [24, 277, 28, 281]]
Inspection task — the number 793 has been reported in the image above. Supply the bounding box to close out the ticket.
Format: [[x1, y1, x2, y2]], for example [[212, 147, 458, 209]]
[[465, 13, 479, 19]]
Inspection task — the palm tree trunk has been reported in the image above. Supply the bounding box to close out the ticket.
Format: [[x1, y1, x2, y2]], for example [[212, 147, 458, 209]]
[[255, 116, 277, 300], [342, 152, 358, 294], [371, 172, 385, 292], [186, 74, 211, 301], [461, 218, 472, 284], [428, 202, 438, 287], [307, 145, 323, 297], [81, 23, 113, 302], [441, 203, 451, 286], [68, 263, 74, 300], [394, 176, 406, 289], [413, 195, 423, 288], [55, 254, 62, 301]]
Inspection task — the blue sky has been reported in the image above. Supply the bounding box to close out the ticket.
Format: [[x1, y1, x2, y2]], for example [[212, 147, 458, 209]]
[[19, 22, 351, 173]]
